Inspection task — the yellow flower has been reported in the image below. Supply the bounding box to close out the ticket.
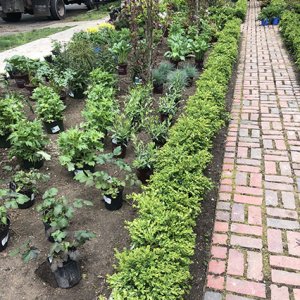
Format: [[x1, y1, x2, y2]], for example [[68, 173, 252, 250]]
[[86, 26, 99, 33], [98, 23, 115, 30]]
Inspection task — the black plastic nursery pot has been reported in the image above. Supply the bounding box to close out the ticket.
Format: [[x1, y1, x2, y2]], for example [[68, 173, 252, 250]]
[[24, 84, 36, 96], [0, 218, 10, 252], [170, 59, 179, 68], [14, 74, 29, 88], [21, 159, 44, 170], [60, 90, 67, 101], [112, 140, 127, 159], [187, 76, 194, 87], [44, 120, 64, 134], [48, 257, 81, 289], [103, 188, 123, 211], [160, 113, 169, 123], [153, 83, 164, 94], [43, 222, 55, 243], [118, 63, 128, 75], [44, 55, 53, 63], [195, 59, 204, 71], [136, 167, 153, 184], [69, 89, 85, 99], [9, 182, 35, 209], [0, 133, 11, 148]]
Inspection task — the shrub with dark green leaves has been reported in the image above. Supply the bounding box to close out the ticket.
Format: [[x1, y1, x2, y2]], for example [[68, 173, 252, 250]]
[[108, 17, 243, 299]]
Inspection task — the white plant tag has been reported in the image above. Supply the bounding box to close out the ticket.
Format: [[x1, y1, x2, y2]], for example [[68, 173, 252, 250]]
[[1, 233, 9, 247], [31, 194, 35, 201], [112, 138, 118, 144], [69, 91, 74, 98], [51, 125, 60, 133], [103, 196, 112, 205], [48, 256, 53, 264], [74, 169, 83, 176]]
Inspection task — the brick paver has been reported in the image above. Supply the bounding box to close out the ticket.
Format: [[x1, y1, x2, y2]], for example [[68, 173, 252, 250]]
[[203, 0, 300, 299]]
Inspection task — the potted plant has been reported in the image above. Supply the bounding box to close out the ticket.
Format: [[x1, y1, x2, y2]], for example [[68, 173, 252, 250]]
[[147, 117, 170, 147], [164, 34, 190, 67], [132, 139, 157, 184], [182, 64, 199, 86], [75, 152, 137, 211], [82, 84, 118, 133], [110, 114, 132, 159], [191, 37, 209, 70], [152, 68, 165, 94], [6, 170, 49, 209], [0, 202, 10, 252], [166, 69, 188, 100], [48, 230, 96, 288], [158, 92, 178, 123], [58, 127, 104, 175], [8, 120, 50, 170], [4, 55, 30, 87], [110, 40, 132, 75], [49, 69, 75, 100], [32, 86, 66, 134], [37, 188, 93, 242], [0, 95, 25, 148]]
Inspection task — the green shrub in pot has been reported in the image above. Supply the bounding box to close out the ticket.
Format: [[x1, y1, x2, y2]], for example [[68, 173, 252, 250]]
[[4, 55, 31, 77], [0, 95, 25, 147], [8, 120, 50, 169], [147, 117, 170, 147], [110, 114, 132, 158], [110, 40, 132, 71], [124, 85, 153, 130], [48, 68, 75, 97], [58, 127, 104, 172], [5, 170, 49, 209], [83, 84, 117, 133], [166, 69, 188, 98], [88, 68, 117, 88], [0, 203, 10, 251], [182, 64, 199, 86], [132, 139, 157, 184], [158, 92, 178, 122], [37, 187, 93, 241], [75, 151, 137, 210], [32, 86, 66, 134]]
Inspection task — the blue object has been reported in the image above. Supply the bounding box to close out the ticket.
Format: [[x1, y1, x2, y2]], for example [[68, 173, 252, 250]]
[[94, 47, 101, 53], [272, 17, 280, 25], [261, 19, 269, 26]]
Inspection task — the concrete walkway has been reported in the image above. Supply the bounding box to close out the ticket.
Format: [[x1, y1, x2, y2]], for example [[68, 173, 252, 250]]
[[0, 17, 108, 73], [204, 0, 300, 299]]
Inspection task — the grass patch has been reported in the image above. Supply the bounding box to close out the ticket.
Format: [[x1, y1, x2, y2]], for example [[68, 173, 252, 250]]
[[0, 27, 72, 52], [69, 0, 120, 21]]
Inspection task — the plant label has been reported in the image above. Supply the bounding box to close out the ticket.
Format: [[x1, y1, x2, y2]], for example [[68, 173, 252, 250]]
[[103, 195, 112, 205], [31, 193, 35, 201], [74, 169, 84, 176], [51, 126, 60, 134], [69, 91, 74, 98], [1, 233, 9, 247]]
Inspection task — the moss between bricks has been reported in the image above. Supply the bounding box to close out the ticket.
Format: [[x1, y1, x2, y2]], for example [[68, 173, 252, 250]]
[[108, 2, 247, 299]]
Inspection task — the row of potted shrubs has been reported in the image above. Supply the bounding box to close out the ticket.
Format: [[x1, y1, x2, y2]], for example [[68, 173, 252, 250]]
[[108, 13, 245, 300]]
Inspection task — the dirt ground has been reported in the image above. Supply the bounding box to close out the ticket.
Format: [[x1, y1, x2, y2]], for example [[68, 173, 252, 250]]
[[0, 4, 91, 36], [0, 36, 202, 299]]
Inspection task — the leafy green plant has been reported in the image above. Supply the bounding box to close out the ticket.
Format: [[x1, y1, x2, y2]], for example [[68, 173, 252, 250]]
[[49, 68, 75, 94], [37, 187, 93, 233], [4, 55, 31, 75], [182, 64, 198, 79], [147, 117, 170, 146], [110, 114, 132, 145], [166, 69, 188, 96], [9, 239, 39, 263], [32, 86, 66, 123], [58, 127, 104, 171], [75, 152, 137, 197], [0, 95, 25, 136], [124, 85, 153, 130], [9, 120, 50, 163], [83, 84, 117, 132], [158, 93, 178, 118], [152, 68, 165, 86], [49, 230, 96, 271], [132, 139, 157, 170], [0, 203, 8, 226], [191, 37, 209, 61], [89, 68, 117, 88], [164, 34, 191, 63], [110, 40, 132, 64]]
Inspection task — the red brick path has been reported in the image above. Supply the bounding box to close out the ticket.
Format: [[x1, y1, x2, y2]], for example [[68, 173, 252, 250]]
[[203, 1, 300, 299]]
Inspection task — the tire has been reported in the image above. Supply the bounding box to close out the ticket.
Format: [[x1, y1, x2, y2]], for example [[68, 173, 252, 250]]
[[2, 13, 22, 22], [85, 0, 95, 10], [50, 0, 66, 20]]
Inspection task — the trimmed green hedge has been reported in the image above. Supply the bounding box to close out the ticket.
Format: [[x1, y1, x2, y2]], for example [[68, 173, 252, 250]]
[[280, 11, 300, 69], [108, 17, 242, 300]]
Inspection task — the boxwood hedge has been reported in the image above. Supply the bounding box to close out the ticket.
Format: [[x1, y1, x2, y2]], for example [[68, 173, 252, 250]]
[[108, 13, 245, 300]]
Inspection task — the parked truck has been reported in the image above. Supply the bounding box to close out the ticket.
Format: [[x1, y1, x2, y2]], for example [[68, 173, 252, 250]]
[[0, 0, 96, 22]]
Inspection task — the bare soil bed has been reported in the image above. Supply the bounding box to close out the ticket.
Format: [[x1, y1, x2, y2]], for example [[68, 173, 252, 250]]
[[0, 41, 199, 299]]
